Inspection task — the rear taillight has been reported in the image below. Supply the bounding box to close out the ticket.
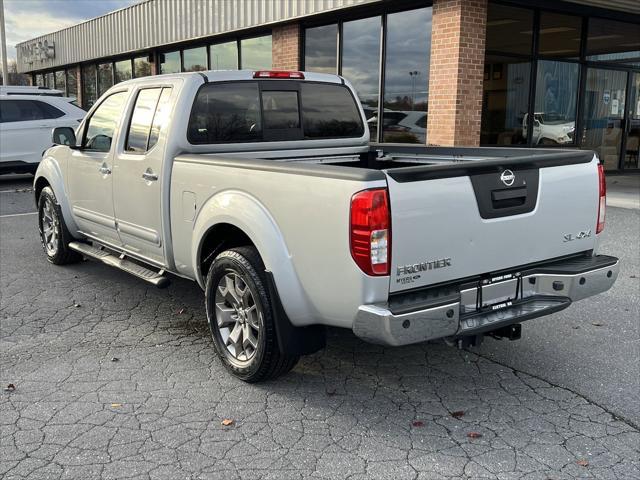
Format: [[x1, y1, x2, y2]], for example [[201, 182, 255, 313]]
[[350, 188, 391, 276], [253, 70, 305, 79], [597, 163, 606, 234]]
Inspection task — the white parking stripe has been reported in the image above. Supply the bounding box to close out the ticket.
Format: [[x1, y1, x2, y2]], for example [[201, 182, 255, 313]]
[[0, 212, 37, 218]]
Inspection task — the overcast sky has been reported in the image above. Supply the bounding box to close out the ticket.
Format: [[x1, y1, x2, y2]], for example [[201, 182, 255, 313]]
[[3, 0, 140, 61]]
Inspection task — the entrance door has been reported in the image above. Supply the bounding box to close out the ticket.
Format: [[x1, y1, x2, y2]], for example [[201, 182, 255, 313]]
[[67, 90, 129, 246], [581, 68, 627, 170], [623, 73, 640, 170]]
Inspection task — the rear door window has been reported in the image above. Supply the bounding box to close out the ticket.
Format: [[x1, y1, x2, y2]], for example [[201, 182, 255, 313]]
[[187, 81, 364, 144]]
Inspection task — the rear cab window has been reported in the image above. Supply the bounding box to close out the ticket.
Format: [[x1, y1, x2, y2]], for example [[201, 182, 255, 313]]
[[187, 81, 364, 144]]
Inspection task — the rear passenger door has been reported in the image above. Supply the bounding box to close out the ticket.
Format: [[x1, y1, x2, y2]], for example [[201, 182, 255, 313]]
[[112, 86, 173, 266]]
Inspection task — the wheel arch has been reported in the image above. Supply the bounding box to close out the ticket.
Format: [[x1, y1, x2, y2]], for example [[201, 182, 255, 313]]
[[191, 190, 311, 326], [33, 156, 80, 238]]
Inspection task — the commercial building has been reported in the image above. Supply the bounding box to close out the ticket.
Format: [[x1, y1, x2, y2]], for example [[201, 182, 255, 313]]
[[15, 0, 640, 172]]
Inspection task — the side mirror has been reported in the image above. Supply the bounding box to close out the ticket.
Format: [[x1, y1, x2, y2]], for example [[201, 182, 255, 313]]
[[52, 127, 77, 147]]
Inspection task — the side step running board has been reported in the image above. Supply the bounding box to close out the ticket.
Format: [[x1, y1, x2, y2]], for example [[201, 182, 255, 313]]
[[69, 242, 170, 288]]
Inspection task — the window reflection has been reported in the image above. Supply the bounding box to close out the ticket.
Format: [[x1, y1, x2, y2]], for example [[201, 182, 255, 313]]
[[382, 8, 431, 144], [531, 60, 578, 145], [481, 56, 531, 145], [134, 56, 152, 77], [66, 70, 77, 99], [55, 71, 66, 92], [241, 36, 272, 70], [486, 4, 533, 56], [342, 16, 380, 140], [586, 18, 640, 65], [115, 60, 132, 83], [210, 41, 238, 70], [98, 63, 113, 96], [84, 91, 128, 152], [304, 24, 337, 74], [160, 51, 180, 74], [183, 47, 207, 72], [538, 12, 581, 59], [81, 64, 97, 109]]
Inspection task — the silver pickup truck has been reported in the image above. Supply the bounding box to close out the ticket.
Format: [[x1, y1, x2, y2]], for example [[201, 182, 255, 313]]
[[35, 70, 619, 382]]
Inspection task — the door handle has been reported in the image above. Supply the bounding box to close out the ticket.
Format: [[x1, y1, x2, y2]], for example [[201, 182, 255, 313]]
[[99, 165, 112, 175], [142, 171, 158, 182]]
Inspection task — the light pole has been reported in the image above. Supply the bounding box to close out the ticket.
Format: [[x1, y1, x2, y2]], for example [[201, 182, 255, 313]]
[[409, 70, 420, 110], [0, 0, 9, 86]]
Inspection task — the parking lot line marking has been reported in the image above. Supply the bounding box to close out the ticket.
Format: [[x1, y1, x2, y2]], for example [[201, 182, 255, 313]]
[[0, 212, 37, 218]]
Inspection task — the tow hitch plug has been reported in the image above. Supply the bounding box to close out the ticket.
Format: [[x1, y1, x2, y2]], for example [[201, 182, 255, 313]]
[[489, 323, 522, 341]]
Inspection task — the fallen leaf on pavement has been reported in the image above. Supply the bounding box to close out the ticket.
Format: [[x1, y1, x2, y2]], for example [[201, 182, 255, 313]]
[[111, 357, 119, 362], [630, 275, 637, 279], [451, 411, 465, 418], [412, 420, 424, 427], [176, 308, 185, 315], [4, 384, 16, 392], [467, 432, 483, 439], [221, 419, 234, 426], [111, 403, 123, 408], [576, 460, 589, 467], [73, 302, 81, 308], [591, 322, 604, 327]]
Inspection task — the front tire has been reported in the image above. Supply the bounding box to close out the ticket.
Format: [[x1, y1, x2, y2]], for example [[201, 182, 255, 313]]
[[37, 186, 81, 265], [205, 246, 299, 382]]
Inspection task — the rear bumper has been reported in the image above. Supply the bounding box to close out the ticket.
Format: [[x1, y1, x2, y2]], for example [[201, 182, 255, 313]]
[[353, 254, 619, 347]]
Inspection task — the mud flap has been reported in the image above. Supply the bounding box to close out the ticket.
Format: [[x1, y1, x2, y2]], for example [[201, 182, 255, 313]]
[[265, 271, 326, 356]]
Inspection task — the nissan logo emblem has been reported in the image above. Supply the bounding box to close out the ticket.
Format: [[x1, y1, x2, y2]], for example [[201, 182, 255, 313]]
[[500, 169, 515, 186]]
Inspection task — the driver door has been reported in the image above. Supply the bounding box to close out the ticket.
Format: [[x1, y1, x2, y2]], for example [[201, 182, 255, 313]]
[[67, 90, 129, 247]]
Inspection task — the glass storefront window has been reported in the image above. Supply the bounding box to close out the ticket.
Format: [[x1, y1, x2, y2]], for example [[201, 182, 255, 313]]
[[532, 60, 579, 145], [342, 17, 380, 140], [81, 64, 98, 109], [586, 18, 640, 65], [114, 60, 132, 83], [538, 12, 582, 58], [240, 35, 272, 70], [625, 73, 640, 169], [55, 70, 66, 92], [581, 68, 628, 170], [66, 69, 77, 99], [45, 72, 54, 89], [160, 51, 181, 74], [183, 46, 207, 72], [481, 56, 531, 145], [98, 63, 113, 96], [486, 4, 534, 56], [35, 74, 44, 87], [134, 56, 152, 77], [382, 7, 431, 144], [304, 24, 338, 74], [210, 41, 238, 70]]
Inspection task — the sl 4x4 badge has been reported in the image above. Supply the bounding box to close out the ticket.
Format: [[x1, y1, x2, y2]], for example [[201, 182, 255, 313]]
[[563, 230, 591, 242]]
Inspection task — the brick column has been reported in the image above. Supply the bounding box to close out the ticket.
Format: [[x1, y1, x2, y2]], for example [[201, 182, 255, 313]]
[[272, 23, 300, 71], [426, 0, 487, 146]]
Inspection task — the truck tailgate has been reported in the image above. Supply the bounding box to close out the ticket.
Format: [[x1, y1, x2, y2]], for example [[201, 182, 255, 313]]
[[386, 156, 600, 293]]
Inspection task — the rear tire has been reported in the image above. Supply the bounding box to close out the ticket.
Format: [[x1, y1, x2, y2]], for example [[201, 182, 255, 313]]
[[205, 246, 299, 382], [37, 186, 82, 265]]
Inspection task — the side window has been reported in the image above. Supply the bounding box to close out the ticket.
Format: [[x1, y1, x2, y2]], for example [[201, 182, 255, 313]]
[[187, 82, 262, 144], [0, 100, 63, 123], [83, 91, 128, 152], [125, 88, 162, 152], [125, 87, 173, 153], [148, 88, 173, 149]]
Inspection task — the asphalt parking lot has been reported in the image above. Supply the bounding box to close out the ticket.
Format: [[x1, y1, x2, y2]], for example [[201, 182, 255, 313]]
[[1, 174, 639, 480]]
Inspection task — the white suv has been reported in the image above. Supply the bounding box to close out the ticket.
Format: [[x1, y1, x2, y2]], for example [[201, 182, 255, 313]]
[[0, 95, 86, 174]]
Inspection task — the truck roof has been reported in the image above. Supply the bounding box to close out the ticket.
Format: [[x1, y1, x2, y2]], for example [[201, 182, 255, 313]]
[[117, 69, 344, 85]]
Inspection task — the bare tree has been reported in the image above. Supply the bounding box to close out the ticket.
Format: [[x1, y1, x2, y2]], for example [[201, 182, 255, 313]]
[[0, 60, 30, 86]]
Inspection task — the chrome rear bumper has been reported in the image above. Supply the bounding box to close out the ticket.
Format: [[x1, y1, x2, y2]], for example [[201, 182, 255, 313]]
[[353, 255, 619, 347]]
